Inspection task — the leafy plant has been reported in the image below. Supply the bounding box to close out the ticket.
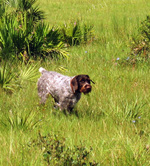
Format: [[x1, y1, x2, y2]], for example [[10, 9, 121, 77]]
[[123, 15, 150, 65], [131, 15, 150, 56], [0, 62, 15, 92], [115, 16, 150, 66], [27, 23, 68, 59], [0, 0, 68, 61], [30, 132, 99, 166], [1, 109, 41, 131], [60, 20, 94, 46], [0, 14, 28, 57], [0, 0, 5, 18], [4, 0, 45, 23], [16, 62, 39, 85]]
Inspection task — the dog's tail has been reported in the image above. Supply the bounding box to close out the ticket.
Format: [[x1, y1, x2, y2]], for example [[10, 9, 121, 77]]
[[39, 67, 46, 74]]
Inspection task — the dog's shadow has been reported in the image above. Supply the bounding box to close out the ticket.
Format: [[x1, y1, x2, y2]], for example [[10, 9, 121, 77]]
[[51, 108, 79, 118], [62, 109, 79, 118]]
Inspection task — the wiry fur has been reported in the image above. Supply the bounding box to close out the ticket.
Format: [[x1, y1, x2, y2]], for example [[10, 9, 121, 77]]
[[37, 67, 93, 112]]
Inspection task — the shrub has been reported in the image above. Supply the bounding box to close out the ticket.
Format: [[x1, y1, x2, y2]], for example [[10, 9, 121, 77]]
[[30, 132, 99, 166], [16, 62, 39, 85], [0, 0, 68, 61], [127, 16, 150, 65], [0, 14, 27, 58], [0, 61, 39, 92], [0, 0, 94, 61], [1, 109, 41, 131], [115, 16, 150, 66], [132, 16, 150, 56], [0, 0, 5, 18], [3, 0, 45, 23], [60, 20, 94, 46], [0, 13, 68, 60]]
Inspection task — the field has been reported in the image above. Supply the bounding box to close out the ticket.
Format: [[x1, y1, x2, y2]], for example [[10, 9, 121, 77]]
[[1, 0, 150, 165]]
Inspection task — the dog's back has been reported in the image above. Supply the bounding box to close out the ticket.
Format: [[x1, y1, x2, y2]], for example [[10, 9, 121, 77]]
[[38, 68, 76, 107]]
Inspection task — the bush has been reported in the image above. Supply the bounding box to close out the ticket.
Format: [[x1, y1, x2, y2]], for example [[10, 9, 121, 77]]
[[115, 16, 150, 66], [0, 0, 95, 61], [60, 20, 94, 46], [0, 0, 68, 61], [0, 61, 39, 92], [30, 132, 99, 166], [129, 16, 150, 64], [0, 13, 68, 61], [1, 109, 41, 131]]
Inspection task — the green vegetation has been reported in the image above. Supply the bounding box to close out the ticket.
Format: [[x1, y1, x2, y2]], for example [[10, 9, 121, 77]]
[[1, 0, 150, 165]]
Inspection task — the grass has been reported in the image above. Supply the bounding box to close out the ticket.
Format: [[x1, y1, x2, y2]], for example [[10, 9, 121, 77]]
[[1, 0, 150, 165]]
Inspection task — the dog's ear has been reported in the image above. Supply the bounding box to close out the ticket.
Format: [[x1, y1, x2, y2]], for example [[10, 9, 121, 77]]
[[85, 75, 95, 84], [90, 79, 95, 84], [70, 76, 78, 93]]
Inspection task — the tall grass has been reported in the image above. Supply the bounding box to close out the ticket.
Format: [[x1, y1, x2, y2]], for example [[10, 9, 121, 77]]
[[1, 0, 150, 165]]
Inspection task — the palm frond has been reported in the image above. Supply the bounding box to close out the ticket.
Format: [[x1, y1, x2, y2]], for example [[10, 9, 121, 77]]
[[17, 62, 39, 84], [1, 109, 41, 130], [0, 62, 15, 91]]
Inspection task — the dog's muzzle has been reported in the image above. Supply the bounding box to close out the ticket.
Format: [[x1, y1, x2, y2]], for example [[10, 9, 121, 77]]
[[80, 83, 92, 94]]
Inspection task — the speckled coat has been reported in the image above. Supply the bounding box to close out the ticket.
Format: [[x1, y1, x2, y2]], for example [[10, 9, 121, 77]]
[[37, 67, 81, 111]]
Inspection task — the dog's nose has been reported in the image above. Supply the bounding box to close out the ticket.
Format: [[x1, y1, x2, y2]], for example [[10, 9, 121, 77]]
[[85, 84, 91, 89], [85, 84, 92, 92]]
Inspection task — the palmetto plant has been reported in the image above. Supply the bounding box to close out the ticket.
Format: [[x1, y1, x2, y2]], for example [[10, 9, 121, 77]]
[[0, 14, 27, 57], [0, 61, 39, 91], [0, 62, 15, 91], [0, 0, 68, 60], [27, 22, 68, 59], [4, 0, 45, 23], [1, 109, 41, 131], [60, 20, 94, 46], [0, 0, 5, 18], [17, 62, 39, 84]]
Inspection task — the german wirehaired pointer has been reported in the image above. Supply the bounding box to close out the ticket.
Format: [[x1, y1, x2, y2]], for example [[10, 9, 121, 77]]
[[37, 67, 94, 112]]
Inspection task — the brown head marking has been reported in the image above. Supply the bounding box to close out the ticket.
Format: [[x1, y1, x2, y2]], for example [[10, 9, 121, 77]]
[[70, 75, 94, 94]]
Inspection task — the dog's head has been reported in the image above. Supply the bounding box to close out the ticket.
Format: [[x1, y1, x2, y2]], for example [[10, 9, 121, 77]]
[[70, 75, 95, 94]]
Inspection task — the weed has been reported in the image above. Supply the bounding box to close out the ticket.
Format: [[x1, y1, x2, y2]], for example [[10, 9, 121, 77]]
[[30, 132, 99, 165]]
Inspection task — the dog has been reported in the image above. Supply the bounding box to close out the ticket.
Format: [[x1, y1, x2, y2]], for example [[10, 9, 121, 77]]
[[37, 67, 94, 112]]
